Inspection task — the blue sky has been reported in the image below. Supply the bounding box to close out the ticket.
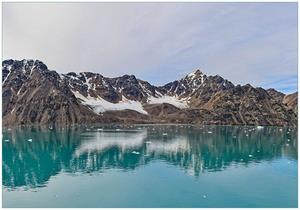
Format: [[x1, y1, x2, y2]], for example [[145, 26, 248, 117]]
[[3, 2, 298, 93]]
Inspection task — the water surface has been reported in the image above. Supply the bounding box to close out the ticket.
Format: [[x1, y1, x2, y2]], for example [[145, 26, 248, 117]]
[[2, 125, 297, 207]]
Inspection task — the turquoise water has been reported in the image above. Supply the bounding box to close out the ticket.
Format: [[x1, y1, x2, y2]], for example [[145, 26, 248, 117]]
[[2, 125, 297, 208]]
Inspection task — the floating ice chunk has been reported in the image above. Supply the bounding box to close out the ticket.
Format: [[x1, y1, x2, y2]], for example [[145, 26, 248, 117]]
[[162, 133, 168, 136], [257, 126, 264, 129], [97, 128, 103, 131], [116, 129, 121, 131], [4, 139, 9, 142], [28, 139, 33, 142], [248, 154, 253, 158], [203, 195, 207, 199], [132, 151, 140, 155], [207, 131, 213, 134]]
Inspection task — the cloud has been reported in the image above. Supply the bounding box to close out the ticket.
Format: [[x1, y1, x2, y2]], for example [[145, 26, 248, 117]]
[[3, 2, 298, 93]]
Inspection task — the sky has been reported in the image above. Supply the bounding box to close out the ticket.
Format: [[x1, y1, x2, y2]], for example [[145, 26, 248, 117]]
[[2, 2, 298, 93]]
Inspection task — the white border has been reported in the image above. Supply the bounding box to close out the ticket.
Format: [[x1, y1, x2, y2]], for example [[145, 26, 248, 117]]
[[0, 1, 298, 210]]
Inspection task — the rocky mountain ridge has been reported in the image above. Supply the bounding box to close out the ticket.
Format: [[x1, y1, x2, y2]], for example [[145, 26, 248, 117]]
[[2, 59, 298, 126]]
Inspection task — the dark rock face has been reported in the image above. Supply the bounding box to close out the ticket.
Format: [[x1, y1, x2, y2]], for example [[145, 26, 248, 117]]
[[2, 59, 298, 126], [200, 85, 297, 126], [267, 88, 285, 102], [283, 92, 298, 114], [108, 75, 157, 102], [62, 72, 160, 103], [62, 72, 121, 103]]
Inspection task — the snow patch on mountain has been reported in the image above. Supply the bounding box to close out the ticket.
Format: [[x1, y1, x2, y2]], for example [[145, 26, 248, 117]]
[[147, 95, 188, 109], [73, 91, 148, 115], [187, 71, 198, 80]]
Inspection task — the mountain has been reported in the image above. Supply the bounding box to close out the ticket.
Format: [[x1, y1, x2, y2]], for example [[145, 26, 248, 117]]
[[2, 59, 297, 126]]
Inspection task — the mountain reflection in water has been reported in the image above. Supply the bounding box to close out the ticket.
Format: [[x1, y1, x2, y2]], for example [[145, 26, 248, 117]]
[[2, 125, 297, 190]]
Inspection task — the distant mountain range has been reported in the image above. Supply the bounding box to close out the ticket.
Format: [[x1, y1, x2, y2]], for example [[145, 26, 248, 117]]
[[2, 59, 297, 126]]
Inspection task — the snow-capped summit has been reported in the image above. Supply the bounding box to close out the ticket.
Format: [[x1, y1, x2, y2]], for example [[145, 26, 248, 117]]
[[183, 69, 206, 89], [186, 69, 204, 79], [2, 59, 50, 85], [158, 69, 208, 98]]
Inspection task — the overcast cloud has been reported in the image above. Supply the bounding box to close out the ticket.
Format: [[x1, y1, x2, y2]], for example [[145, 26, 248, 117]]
[[3, 2, 298, 93]]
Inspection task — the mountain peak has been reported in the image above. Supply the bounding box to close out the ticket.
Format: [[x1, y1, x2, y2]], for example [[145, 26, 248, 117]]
[[2, 59, 48, 71], [186, 69, 204, 78], [182, 69, 206, 86]]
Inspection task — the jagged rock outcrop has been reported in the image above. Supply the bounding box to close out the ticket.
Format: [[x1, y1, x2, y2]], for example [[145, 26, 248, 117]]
[[283, 92, 298, 114], [2, 59, 298, 126], [267, 88, 285, 102]]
